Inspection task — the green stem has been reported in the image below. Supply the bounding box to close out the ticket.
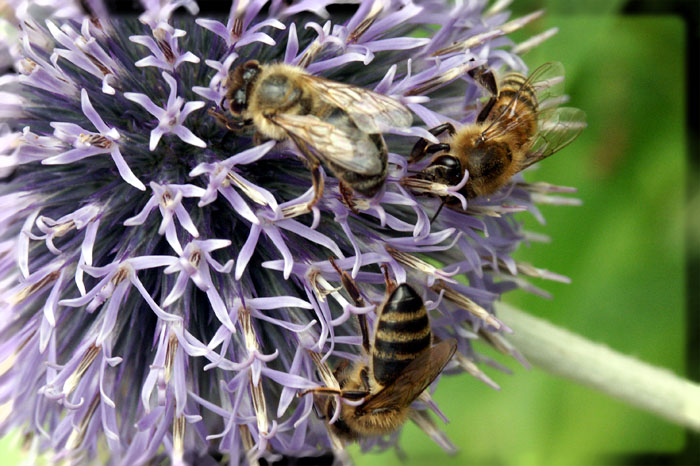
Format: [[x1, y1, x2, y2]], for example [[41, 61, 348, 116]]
[[497, 302, 700, 432]]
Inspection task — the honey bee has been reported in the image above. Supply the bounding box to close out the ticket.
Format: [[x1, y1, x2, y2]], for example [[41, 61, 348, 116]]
[[408, 62, 586, 201], [223, 60, 413, 212], [300, 274, 457, 442]]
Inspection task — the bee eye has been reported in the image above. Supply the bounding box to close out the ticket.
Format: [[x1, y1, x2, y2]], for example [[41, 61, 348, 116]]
[[432, 155, 461, 171], [431, 155, 463, 185], [230, 89, 247, 115], [242, 61, 261, 80]]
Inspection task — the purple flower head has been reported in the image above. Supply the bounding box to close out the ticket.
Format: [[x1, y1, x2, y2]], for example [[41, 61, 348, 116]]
[[0, 0, 584, 464]]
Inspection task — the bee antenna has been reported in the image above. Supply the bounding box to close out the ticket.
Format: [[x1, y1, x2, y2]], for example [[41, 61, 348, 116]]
[[430, 199, 446, 224]]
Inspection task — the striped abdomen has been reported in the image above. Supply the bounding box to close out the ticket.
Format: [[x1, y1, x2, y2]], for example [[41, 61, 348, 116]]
[[372, 284, 431, 386], [489, 72, 538, 147]]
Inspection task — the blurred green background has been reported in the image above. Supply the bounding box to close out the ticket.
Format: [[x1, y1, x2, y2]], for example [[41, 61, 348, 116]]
[[351, 4, 689, 466], [0, 3, 689, 466]]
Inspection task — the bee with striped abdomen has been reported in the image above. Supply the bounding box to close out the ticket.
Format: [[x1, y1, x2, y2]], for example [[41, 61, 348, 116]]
[[222, 60, 413, 214], [300, 264, 456, 442], [407, 62, 586, 201]]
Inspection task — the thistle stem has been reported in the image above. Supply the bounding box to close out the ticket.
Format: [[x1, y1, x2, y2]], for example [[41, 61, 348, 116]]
[[497, 302, 700, 432]]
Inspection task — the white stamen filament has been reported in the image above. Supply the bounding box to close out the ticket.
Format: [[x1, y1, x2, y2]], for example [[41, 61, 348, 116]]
[[63, 345, 100, 397], [172, 415, 185, 463], [240, 307, 269, 436], [8, 270, 60, 305], [164, 334, 178, 383], [454, 351, 500, 389], [408, 410, 457, 454], [239, 425, 259, 466], [228, 172, 268, 206], [432, 281, 502, 330], [386, 246, 447, 281], [512, 27, 559, 55], [499, 10, 544, 34], [65, 394, 100, 450]]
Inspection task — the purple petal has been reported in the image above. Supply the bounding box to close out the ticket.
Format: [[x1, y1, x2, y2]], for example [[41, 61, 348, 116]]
[[180, 101, 205, 119], [110, 146, 146, 191], [149, 127, 165, 151], [163, 72, 178, 108], [263, 226, 294, 280], [80, 89, 111, 135], [194, 19, 230, 42], [162, 272, 190, 308], [128, 255, 178, 270], [364, 37, 430, 52], [173, 204, 199, 237], [171, 125, 206, 148], [96, 279, 129, 345], [235, 223, 261, 280], [261, 368, 315, 390], [135, 56, 168, 69], [206, 288, 235, 333], [284, 23, 299, 64], [42, 146, 107, 165], [124, 92, 165, 118], [124, 196, 159, 226]]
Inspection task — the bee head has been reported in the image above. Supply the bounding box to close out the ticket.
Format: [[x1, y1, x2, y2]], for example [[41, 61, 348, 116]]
[[426, 155, 464, 186], [226, 60, 262, 116]]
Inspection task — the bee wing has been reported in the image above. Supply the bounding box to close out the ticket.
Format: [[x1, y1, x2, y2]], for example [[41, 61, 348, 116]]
[[300, 75, 413, 133], [528, 61, 567, 106], [360, 339, 457, 414], [480, 62, 566, 139], [520, 107, 587, 170], [271, 113, 384, 175]]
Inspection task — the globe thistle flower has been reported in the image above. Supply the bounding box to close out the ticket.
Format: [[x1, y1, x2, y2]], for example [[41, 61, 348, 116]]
[[0, 0, 577, 464]]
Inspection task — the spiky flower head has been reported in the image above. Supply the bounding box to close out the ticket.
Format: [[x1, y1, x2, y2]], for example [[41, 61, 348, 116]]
[[0, 0, 576, 464]]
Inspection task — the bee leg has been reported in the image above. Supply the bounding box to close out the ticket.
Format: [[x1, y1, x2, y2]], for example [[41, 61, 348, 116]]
[[359, 367, 371, 392], [297, 387, 369, 400], [381, 263, 397, 294], [295, 139, 324, 210], [207, 108, 250, 132], [308, 159, 325, 211], [476, 97, 497, 124], [282, 138, 325, 218], [329, 257, 370, 353], [409, 123, 456, 163], [339, 182, 360, 215], [468, 63, 498, 96], [429, 199, 447, 224]]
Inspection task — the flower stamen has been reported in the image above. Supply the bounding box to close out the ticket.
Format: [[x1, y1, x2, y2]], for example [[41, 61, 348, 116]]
[[453, 351, 500, 390], [240, 306, 270, 437], [240, 424, 259, 466], [172, 414, 185, 462], [154, 27, 176, 64], [386, 246, 457, 284], [9, 270, 60, 305], [431, 281, 502, 330], [65, 393, 100, 450], [165, 334, 178, 383], [63, 344, 100, 397], [227, 172, 269, 206]]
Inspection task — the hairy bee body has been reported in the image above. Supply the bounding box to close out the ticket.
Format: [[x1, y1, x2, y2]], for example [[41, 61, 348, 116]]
[[411, 63, 585, 201], [225, 61, 409, 197], [321, 284, 455, 441], [325, 363, 410, 440]]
